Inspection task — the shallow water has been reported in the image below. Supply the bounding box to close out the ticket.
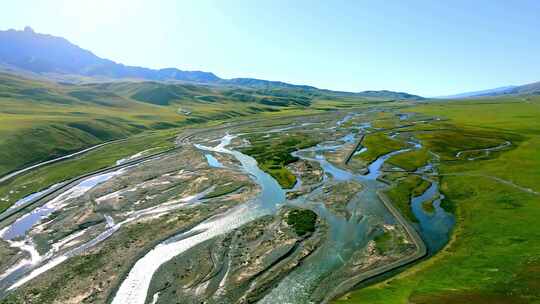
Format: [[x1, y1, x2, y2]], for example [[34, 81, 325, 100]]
[[411, 181, 455, 253], [112, 135, 287, 304], [1, 182, 63, 215], [1, 170, 125, 241], [204, 153, 223, 168], [262, 138, 404, 302], [3, 187, 214, 293], [261, 121, 455, 302]]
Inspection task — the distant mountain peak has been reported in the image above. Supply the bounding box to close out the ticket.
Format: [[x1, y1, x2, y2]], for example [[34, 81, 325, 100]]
[[0, 27, 220, 83], [0, 27, 424, 99], [437, 82, 540, 99]]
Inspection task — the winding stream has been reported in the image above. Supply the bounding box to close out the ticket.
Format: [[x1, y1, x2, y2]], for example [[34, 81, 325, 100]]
[[113, 116, 455, 304], [112, 135, 286, 304], [0, 113, 455, 303]]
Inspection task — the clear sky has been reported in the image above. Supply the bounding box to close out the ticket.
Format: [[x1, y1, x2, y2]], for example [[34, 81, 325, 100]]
[[1, 0, 539, 96]]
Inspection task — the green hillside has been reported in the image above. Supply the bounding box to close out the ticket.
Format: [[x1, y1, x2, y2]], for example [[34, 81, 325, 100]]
[[0, 72, 377, 176]]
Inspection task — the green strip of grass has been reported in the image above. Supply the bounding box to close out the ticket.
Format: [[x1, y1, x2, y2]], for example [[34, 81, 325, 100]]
[[387, 148, 431, 171], [354, 132, 409, 165], [203, 182, 246, 199]]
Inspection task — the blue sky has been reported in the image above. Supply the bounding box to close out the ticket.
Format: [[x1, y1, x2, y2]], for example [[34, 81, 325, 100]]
[[2, 0, 539, 96]]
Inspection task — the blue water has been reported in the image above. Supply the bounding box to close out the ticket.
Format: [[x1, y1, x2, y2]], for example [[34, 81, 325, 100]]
[[411, 181, 455, 253], [263, 137, 408, 302], [1, 182, 63, 216], [2, 171, 123, 241], [204, 154, 223, 168]]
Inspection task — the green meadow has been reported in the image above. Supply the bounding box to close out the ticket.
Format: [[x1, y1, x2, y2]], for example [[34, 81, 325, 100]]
[[335, 96, 540, 304]]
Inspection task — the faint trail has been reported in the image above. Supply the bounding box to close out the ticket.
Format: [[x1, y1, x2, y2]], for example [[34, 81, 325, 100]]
[[455, 140, 512, 160], [0, 139, 128, 185], [440, 173, 539, 195]]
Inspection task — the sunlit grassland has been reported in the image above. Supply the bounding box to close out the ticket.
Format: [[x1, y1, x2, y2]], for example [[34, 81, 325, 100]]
[[335, 96, 540, 304], [0, 88, 182, 176], [370, 112, 404, 129]]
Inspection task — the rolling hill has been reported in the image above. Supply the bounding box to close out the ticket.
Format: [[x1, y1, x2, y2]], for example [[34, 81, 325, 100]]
[[0, 71, 387, 176]]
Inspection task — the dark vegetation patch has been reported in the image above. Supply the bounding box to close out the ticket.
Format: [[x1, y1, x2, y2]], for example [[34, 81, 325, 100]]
[[149, 122, 179, 130], [127, 123, 148, 130], [224, 92, 258, 102], [134, 114, 161, 120], [68, 90, 119, 102], [286, 209, 318, 236], [131, 85, 186, 105], [373, 232, 393, 253], [67, 122, 124, 141], [194, 95, 221, 102], [494, 193, 523, 209]]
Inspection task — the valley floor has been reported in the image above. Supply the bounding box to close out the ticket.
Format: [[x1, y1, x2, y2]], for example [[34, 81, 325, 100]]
[[0, 96, 538, 304]]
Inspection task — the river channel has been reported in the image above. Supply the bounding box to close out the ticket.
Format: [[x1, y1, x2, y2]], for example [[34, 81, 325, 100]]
[[0, 113, 454, 303], [113, 117, 455, 304]]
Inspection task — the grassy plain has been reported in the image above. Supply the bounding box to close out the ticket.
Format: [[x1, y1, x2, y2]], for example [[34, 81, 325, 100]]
[[335, 96, 540, 304]]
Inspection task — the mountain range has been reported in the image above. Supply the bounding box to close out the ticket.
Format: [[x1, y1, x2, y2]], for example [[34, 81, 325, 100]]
[[438, 82, 540, 99], [0, 27, 423, 100]]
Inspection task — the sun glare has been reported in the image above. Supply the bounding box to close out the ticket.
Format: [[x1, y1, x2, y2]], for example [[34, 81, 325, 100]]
[[60, 0, 138, 27]]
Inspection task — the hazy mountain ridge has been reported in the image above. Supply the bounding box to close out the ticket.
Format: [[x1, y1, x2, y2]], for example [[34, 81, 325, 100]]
[[0, 27, 220, 83], [439, 82, 540, 99], [0, 27, 423, 100], [356, 90, 423, 100]]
